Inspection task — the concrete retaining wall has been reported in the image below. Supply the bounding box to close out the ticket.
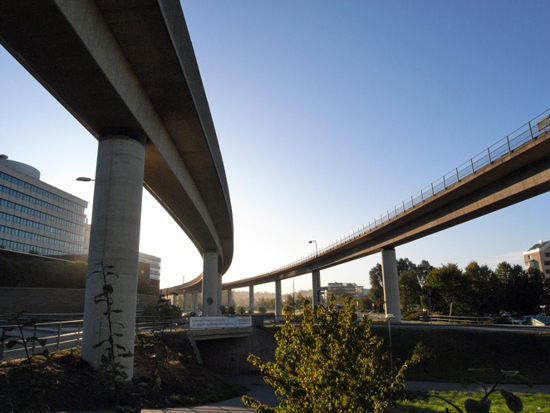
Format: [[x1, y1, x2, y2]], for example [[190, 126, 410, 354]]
[[195, 327, 278, 373]]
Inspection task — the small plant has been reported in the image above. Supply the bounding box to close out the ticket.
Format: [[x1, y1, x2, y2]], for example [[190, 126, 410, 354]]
[[0, 310, 52, 412], [155, 293, 179, 334], [243, 296, 418, 413], [434, 368, 533, 413], [89, 263, 133, 405], [413, 341, 434, 372]]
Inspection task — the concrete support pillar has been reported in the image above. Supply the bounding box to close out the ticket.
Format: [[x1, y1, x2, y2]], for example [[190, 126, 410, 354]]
[[249, 285, 254, 313], [312, 269, 321, 307], [192, 290, 198, 313], [81, 133, 146, 378], [202, 251, 219, 316], [275, 280, 283, 318], [171, 294, 177, 306], [183, 293, 188, 313], [381, 248, 402, 322], [218, 273, 223, 312], [227, 289, 233, 309]]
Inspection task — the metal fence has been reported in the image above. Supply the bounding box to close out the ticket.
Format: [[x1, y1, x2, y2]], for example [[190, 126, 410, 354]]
[[0, 319, 83, 361], [267, 109, 550, 274], [419, 314, 493, 324], [0, 316, 189, 362]]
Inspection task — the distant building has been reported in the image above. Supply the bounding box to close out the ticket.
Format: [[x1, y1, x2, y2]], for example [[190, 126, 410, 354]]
[[327, 282, 365, 298], [0, 155, 88, 256], [139, 252, 161, 291], [524, 240, 550, 278], [0, 155, 162, 291]]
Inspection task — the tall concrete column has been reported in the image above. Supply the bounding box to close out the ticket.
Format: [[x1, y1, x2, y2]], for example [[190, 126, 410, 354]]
[[171, 294, 177, 306], [227, 289, 233, 309], [312, 269, 321, 307], [381, 248, 402, 322], [183, 293, 188, 313], [192, 290, 198, 313], [249, 285, 254, 313], [275, 280, 283, 318], [202, 251, 219, 316], [81, 133, 146, 378], [218, 273, 223, 313]]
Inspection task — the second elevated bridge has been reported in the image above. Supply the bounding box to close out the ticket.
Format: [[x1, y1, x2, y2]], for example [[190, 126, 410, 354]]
[[167, 110, 550, 321]]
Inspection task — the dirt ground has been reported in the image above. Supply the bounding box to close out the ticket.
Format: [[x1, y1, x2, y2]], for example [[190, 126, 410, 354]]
[[0, 332, 248, 412]]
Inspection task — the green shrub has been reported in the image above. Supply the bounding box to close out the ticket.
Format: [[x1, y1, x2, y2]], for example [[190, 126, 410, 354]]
[[403, 310, 424, 321], [243, 297, 418, 413]]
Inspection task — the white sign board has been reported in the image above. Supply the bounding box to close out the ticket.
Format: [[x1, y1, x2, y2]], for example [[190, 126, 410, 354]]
[[189, 316, 252, 329]]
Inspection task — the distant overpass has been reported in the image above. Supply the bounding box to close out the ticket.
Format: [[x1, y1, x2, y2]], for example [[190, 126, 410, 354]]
[[0, 0, 233, 376], [170, 110, 550, 322]]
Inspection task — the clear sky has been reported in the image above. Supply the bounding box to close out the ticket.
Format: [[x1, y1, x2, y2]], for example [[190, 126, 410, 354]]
[[1, 1, 549, 296]]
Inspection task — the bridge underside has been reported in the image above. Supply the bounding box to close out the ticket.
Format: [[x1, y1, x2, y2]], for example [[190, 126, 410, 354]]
[[223, 128, 550, 291]]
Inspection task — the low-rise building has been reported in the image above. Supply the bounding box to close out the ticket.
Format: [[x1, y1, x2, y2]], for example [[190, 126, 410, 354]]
[[524, 240, 550, 278], [327, 282, 365, 298]]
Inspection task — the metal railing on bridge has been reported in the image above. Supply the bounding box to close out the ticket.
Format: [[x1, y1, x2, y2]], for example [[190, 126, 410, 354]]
[[267, 109, 550, 274]]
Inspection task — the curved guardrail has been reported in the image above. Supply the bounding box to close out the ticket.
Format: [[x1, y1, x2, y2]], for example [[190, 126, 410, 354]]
[[265, 108, 550, 275]]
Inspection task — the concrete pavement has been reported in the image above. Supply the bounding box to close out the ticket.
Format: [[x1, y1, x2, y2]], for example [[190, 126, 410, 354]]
[[137, 373, 550, 413], [79, 373, 550, 412]]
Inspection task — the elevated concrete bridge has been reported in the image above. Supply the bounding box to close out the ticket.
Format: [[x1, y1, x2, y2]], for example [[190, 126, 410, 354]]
[[171, 111, 550, 322], [0, 0, 233, 376]]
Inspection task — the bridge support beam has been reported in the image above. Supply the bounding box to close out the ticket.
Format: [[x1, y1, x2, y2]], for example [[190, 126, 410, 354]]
[[227, 289, 233, 309], [192, 290, 198, 313], [202, 252, 219, 316], [183, 293, 188, 313], [275, 280, 282, 318], [312, 269, 321, 307], [218, 273, 223, 312], [381, 248, 402, 322], [82, 133, 146, 379], [249, 285, 254, 313]]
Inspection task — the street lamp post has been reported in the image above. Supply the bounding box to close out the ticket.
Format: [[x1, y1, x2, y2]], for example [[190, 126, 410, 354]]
[[386, 313, 396, 373]]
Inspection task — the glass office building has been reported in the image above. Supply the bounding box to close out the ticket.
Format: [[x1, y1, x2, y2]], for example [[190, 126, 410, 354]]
[[0, 155, 88, 256]]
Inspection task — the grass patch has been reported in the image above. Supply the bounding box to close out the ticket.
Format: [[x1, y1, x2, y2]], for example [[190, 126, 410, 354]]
[[388, 391, 550, 412]]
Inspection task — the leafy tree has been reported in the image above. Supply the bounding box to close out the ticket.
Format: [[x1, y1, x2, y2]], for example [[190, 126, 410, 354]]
[[417, 260, 434, 287], [425, 264, 469, 314], [359, 296, 373, 312], [464, 261, 504, 316], [399, 269, 422, 311], [495, 262, 544, 314], [369, 263, 384, 303], [243, 297, 418, 413]]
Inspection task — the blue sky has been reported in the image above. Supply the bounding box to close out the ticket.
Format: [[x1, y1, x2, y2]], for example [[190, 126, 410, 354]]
[[1, 1, 549, 294]]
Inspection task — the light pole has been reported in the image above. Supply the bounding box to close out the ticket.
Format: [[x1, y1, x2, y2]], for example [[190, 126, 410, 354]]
[[308, 240, 319, 268], [386, 313, 395, 373]]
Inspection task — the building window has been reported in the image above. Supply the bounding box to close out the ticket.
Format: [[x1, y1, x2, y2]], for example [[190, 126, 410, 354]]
[[545, 261, 550, 266], [546, 269, 550, 275], [546, 253, 550, 257]]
